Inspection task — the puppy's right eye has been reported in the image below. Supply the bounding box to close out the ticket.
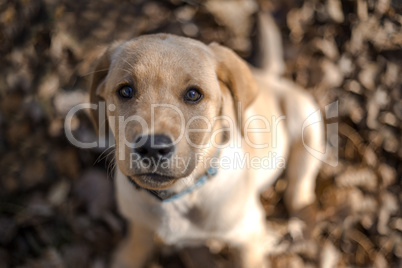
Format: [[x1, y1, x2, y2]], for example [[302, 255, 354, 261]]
[[117, 85, 134, 99]]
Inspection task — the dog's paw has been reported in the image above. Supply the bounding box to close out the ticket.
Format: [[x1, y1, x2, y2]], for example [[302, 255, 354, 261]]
[[289, 202, 318, 239], [287, 217, 306, 241]]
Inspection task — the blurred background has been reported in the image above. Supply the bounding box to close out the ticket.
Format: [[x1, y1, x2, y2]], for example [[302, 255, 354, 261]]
[[0, 0, 401, 267]]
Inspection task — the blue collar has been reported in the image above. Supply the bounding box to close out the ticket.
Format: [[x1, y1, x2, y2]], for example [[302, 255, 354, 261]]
[[127, 165, 219, 202]]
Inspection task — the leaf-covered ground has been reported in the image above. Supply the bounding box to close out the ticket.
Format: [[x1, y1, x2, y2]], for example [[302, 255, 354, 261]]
[[0, 0, 401, 267]]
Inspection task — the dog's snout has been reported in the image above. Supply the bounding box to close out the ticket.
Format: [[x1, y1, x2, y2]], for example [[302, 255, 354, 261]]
[[134, 135, 174, 160]]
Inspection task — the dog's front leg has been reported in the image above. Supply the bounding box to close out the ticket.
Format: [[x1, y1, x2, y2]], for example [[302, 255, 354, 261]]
[[112, 223, 155, 268], [239, 241, 268, 268], [234, 207, 278, 268], [238, 222, 283, 268]]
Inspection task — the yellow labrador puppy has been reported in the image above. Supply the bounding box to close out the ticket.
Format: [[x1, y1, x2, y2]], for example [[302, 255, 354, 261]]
[[89, 14, 323, 268]]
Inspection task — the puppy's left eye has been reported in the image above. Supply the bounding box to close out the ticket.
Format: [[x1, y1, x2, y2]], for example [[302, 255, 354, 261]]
[[118, 85, 134, 99], [184, 88, 203, 103]]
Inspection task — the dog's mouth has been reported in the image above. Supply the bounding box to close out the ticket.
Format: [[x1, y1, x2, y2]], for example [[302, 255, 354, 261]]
[[129, 173, 177, 190]]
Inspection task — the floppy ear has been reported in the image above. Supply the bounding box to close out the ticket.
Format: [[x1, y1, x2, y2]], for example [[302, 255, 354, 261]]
[[209, 42, 259, 135], [89, 42, 121, 135]]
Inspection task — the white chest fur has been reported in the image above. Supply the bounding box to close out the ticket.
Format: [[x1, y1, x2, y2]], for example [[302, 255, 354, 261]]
[[115, 145, 271, 246]]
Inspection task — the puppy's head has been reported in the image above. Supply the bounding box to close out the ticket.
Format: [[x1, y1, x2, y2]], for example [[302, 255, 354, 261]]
[[89, 34, 258, 190]]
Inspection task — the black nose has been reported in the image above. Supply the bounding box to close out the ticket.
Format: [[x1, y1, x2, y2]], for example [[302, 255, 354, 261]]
[[133, 134, 174, 160]]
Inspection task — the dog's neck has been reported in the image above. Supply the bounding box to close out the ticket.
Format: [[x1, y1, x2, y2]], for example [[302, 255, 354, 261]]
[[126, 149, 221, 202]]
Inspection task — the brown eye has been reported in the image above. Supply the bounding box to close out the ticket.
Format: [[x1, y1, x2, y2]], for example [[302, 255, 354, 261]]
[[117, 85, 134, 99], [184, 88, 203, 103]]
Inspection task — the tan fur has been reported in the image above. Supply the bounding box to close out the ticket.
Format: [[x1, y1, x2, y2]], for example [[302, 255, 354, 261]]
[[89, 16, 324, 268]]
